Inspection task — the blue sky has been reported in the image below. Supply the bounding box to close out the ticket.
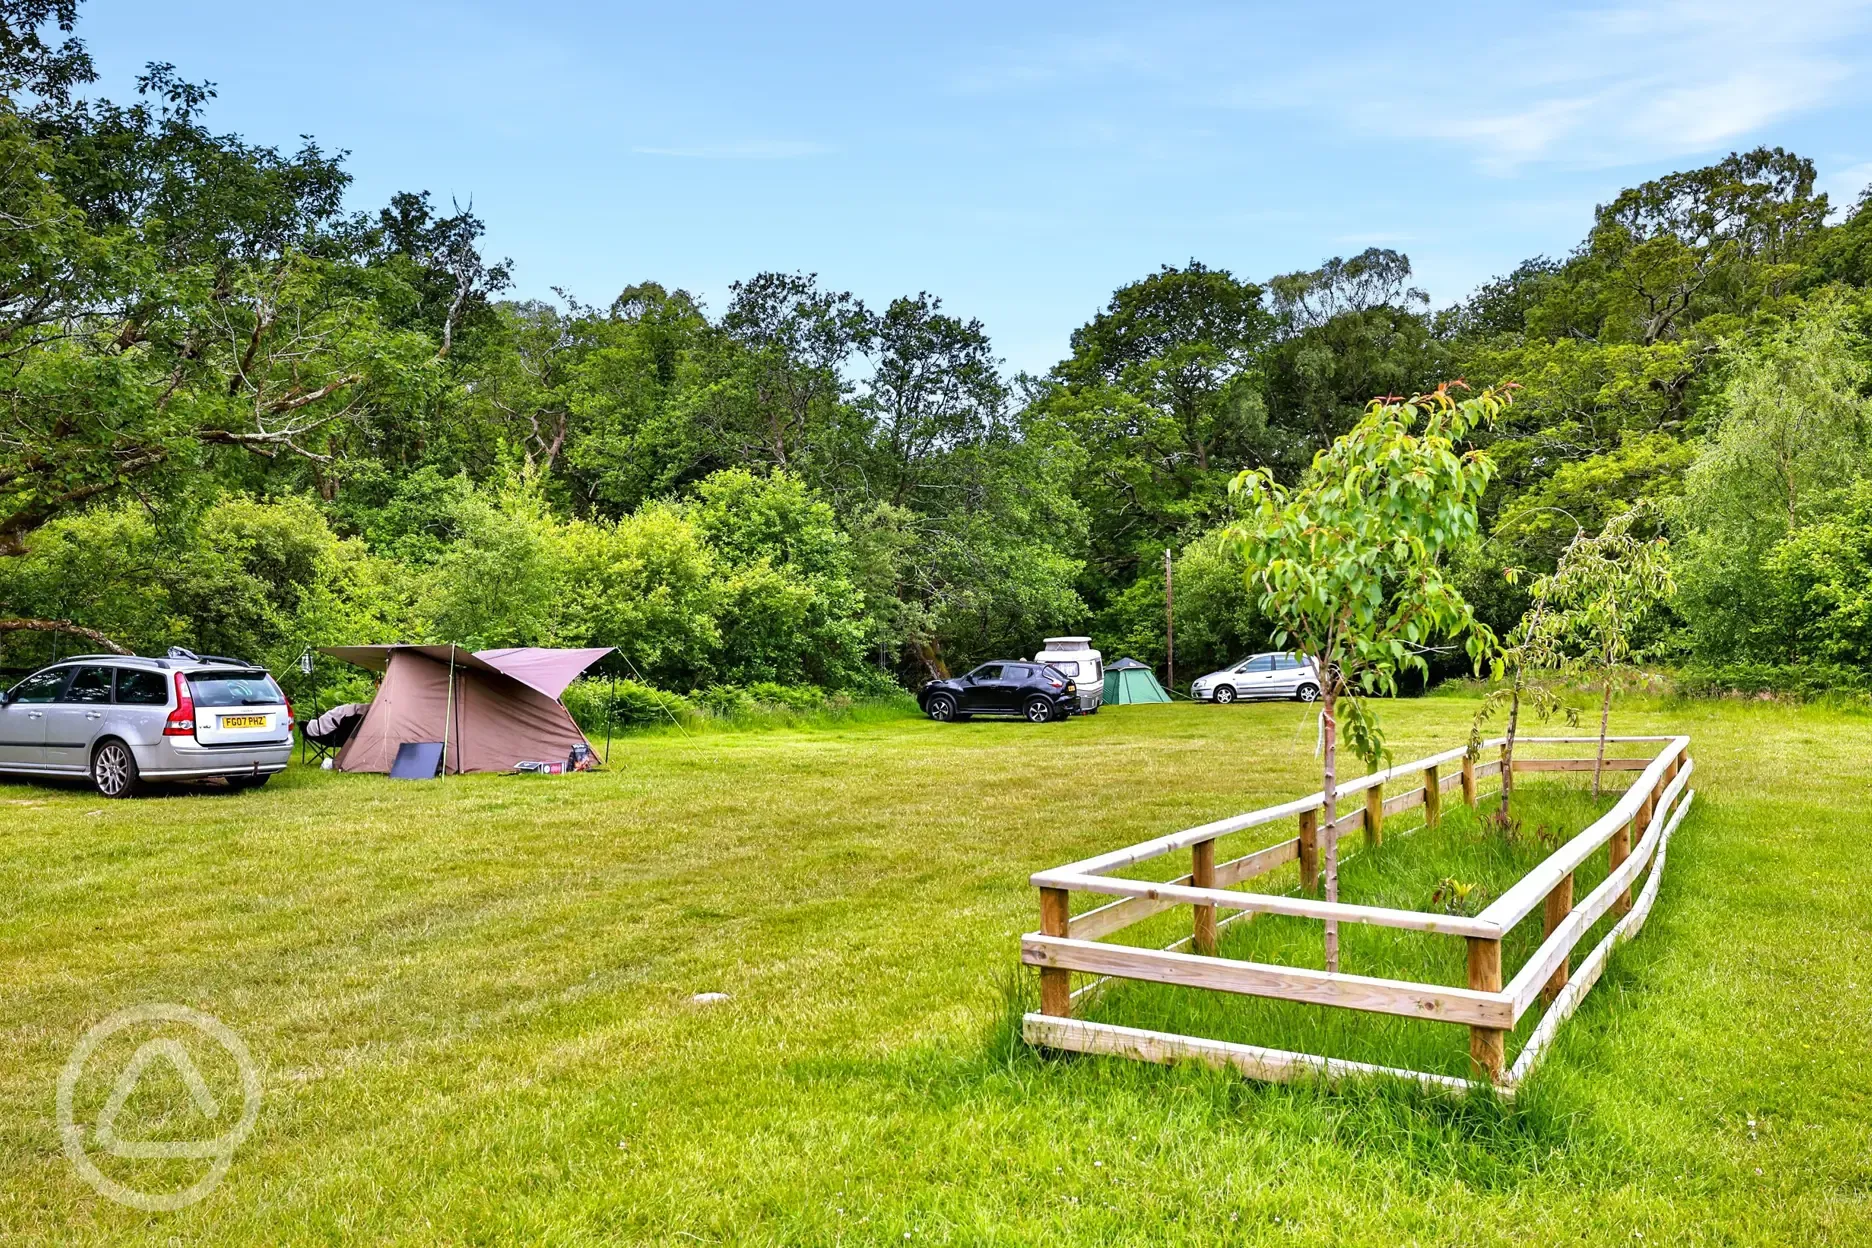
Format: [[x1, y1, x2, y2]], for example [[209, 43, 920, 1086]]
[[81, 0, 1872, 374]]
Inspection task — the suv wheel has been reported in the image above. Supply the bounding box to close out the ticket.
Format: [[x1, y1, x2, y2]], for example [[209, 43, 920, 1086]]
[[91, 740, 142, 799], [1213, 685, 1237, 704], [1024, 696, 1055, 724], [926, 693, 958, 723], [1296, 682, 1320, 703]]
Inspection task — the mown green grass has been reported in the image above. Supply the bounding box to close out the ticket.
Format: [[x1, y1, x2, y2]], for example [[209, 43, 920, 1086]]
[[2, 697, 1869, 1244]]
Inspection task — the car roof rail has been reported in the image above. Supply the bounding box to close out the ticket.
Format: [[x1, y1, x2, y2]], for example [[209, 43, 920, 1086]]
[[194, 653, 254, 667]]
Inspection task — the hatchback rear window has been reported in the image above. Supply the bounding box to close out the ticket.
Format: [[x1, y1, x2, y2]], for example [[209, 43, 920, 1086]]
[[188, 671, 284, 707]]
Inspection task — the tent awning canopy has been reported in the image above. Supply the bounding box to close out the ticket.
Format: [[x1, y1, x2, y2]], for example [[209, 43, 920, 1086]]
[[321, 645, 613, 700], [322, 643, 500, 675]]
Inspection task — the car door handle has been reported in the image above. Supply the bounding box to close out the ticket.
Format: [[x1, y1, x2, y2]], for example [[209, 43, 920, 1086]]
[[26, 710, 43, 719], [85, 710, 104, 719]]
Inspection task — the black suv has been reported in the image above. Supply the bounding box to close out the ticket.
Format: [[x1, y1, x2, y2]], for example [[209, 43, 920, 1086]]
[[918, 662, 1079, 724]]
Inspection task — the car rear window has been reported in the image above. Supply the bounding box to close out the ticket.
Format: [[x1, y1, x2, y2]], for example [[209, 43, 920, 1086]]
[[187, 671, 284, 707], [115, 669, 168, 705]]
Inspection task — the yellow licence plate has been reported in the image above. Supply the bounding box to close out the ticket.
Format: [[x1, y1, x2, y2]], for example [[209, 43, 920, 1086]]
[[220, 714, 269, 729]]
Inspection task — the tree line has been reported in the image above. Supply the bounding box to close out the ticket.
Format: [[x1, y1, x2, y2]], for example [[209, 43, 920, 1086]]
[[1, 0, 1869, 705]]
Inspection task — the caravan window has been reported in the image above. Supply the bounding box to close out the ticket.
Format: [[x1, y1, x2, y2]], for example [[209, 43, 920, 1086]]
[[1047, 660, 1080, 677]]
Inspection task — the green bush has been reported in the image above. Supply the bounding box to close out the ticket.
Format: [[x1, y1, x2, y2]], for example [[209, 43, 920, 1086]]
[[564, 677, 912, 736], [1674, 661, 1872, 701], [562, 678, 700, 734], [745, 681, 828, 711]]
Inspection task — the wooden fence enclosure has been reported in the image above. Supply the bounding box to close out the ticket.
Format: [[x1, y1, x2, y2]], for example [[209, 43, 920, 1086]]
[[1023, 735, 1696, 1093]]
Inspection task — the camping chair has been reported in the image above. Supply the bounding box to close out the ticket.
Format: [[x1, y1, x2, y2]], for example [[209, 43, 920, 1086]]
[[302, 702, 365, 766]]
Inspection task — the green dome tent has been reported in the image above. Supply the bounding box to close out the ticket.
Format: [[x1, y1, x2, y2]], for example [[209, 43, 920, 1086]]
[[1102, 657, 1172, 704]]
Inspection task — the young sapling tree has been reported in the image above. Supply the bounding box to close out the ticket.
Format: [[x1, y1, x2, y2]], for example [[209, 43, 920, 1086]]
[[1227, 382, 1509, 971], [1474, 538, 1578, 820], [1538, 505, 1675, 796]]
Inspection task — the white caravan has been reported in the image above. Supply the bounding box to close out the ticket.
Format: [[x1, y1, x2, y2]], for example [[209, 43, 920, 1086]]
[[1034, 636, 1103, 713]]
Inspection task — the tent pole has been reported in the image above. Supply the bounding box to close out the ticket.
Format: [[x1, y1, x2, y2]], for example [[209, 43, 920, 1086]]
[[442, 646, 456, 777], [605, 672, 614, 767]]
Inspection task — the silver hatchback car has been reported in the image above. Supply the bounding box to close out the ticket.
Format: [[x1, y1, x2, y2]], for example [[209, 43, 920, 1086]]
[[1189, 652, 1322, 704], [0, 651, 294, 797]]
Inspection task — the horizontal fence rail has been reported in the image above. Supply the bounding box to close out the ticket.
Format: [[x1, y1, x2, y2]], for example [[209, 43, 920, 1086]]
[[1023, 733, 1695, 1092]]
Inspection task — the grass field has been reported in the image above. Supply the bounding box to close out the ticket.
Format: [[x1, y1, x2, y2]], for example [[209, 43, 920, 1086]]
[[3, 695, 1871, 1245]]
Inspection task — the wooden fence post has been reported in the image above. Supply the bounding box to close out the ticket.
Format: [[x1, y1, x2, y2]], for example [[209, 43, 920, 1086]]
[[1467, 937, 1505, 1082], [1608, 821, 1632, 917], [1192, 839, 1217, 956], [1423, 765, 1441, 828], [1364, 786, 1384, 847], [1040, 888, 1072, 1016], [1461, 754, 1477, 806], [1541, 872, 1574, 1004], [1297, 808, 1319, 894]]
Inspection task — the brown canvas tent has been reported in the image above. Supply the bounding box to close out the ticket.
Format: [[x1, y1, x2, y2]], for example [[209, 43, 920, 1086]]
[[321, 644, 612, 775]]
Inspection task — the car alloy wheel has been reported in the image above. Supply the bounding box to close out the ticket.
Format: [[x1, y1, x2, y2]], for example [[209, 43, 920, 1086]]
[[1025, 697, 1054, 724], [927, 693, 957, 722], [1296, 683, 1320, 703], [1213, 685, 1237, 704], [92, 741, 139, 798]]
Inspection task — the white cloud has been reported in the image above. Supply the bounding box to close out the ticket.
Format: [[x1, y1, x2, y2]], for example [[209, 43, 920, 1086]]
[[1269, 0, 1872, 173], [951, 34, 1170, 94], [975, 1, 1872, 175], [1819, 160, 1872, 217], [631, 141, 833, 160]]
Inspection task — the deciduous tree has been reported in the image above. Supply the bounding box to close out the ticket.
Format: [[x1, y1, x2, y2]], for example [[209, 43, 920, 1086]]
[[1227, 382, 1508, 969]]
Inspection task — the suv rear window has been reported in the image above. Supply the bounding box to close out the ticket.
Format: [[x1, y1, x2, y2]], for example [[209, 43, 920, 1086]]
[[187, 671, 284, 708]]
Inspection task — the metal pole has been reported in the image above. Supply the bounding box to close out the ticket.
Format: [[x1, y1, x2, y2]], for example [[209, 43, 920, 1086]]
[[441, 646, 456, 777], [1164, 547, 1175, 696], [605, 672, 615, 767]]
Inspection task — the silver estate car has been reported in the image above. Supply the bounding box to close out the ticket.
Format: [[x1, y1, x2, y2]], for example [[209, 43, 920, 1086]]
[[1190, 652, 1321, 704], [0, 651, 293, 797]]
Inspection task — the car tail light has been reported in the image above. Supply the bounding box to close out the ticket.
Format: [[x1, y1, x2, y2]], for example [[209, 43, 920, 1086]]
[[284, 695, 295, 729], [163, 672, 195, 736]]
